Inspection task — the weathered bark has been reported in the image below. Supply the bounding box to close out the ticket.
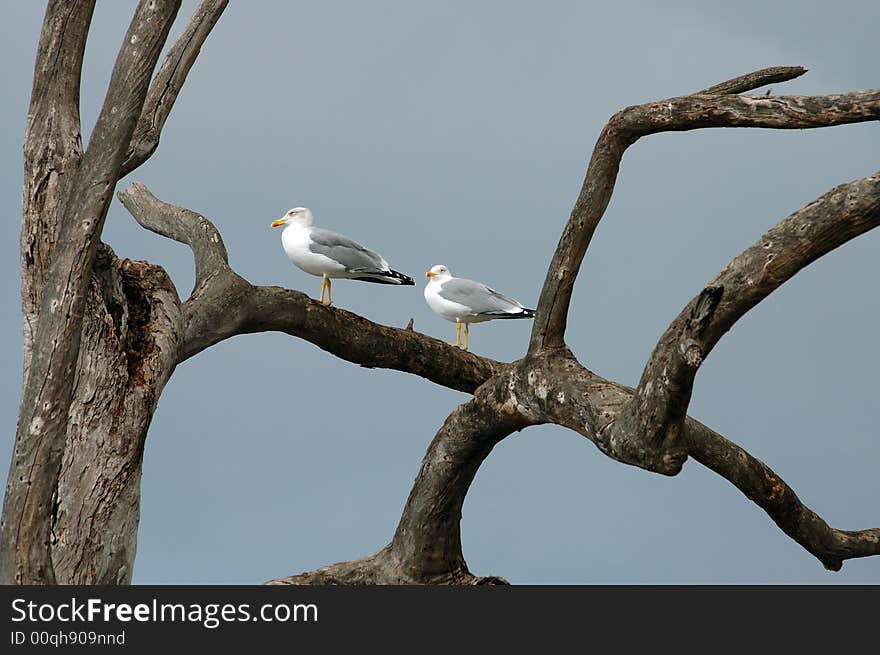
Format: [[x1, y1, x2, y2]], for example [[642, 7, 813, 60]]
[[52, 246, 182, 583], [20, 0, 95, 397], [2, 0, 227, 584], [3, 0, 182, 584]]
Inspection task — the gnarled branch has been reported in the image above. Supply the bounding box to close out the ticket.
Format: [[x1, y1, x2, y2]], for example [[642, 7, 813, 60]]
[[268, 359, 880, 583], [117, 69, 880, 585], [622, 172, 880, 458], [686, 422, 880, 571], [529, 69, 880, 354]]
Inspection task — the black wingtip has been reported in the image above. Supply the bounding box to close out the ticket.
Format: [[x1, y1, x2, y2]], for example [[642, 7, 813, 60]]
[[352, 270, 415, 285], [486, 308, 536, 319], [390, 269, 415, 286]]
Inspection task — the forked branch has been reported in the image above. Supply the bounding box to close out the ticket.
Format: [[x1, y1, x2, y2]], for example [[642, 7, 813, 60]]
[[121, 0, 229, 177]]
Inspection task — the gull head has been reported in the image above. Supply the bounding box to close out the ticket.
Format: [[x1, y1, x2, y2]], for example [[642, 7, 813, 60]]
[[271, 207, 314, 228], [425, 264, 452, 280]]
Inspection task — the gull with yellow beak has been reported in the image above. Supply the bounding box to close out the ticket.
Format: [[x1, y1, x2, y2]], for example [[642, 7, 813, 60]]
[[271, 207, 414, 305], [424, 264, 535, 351]]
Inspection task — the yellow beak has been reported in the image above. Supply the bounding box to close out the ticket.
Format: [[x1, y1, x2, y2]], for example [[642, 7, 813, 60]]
[[425, 271, 435, 278], [270, 218, 287, 228]]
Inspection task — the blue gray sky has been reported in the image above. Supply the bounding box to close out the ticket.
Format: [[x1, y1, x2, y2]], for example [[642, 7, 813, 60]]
[[1, 1, 877, 583]]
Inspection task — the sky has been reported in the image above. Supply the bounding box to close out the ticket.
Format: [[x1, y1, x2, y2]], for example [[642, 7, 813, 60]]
[[1, 1, 877, 584]]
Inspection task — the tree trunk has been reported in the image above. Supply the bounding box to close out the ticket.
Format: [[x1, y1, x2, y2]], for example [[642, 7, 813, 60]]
[[1, 0, 227, 585], [48, 247, 181, 583]]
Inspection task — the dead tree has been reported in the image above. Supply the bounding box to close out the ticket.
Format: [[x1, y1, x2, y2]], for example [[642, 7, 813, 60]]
[[2, 2, 878, 584]]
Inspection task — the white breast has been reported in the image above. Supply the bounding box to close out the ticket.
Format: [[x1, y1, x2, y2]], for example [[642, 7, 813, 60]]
[[281, 225, 347, 278], [424, 279, 472, 323]]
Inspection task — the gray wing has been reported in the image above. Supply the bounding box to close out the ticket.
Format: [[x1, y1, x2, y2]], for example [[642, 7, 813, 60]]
[[308, 227, 388, 272], [438, 278, 524, 315]]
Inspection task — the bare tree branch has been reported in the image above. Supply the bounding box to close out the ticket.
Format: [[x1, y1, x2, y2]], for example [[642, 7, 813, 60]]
[[268, 373, 529, 585], [390, 374, 531, 580], [621, 172, 880, 459], [2, 0, 182, 584], [528, 72, 880, 354], [120, 0, 229, 177], [697, 65, 806, 95], [117, 182, 230, 292], [118, 183, 502, 392], [686, 422, 880, 571], [537, 361, 880, 570]]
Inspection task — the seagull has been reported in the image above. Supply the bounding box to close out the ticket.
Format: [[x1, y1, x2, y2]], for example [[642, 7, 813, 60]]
[[424, 264, 535, 351], [271, 207, 414, 305]]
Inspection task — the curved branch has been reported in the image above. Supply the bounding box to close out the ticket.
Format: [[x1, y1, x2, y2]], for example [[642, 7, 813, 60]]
[[269, 373, 530, 585], [542, 363, 880, 569], [390, 375, 531, 580], [528, 68, 880, 354], [118, 183, 502, 393], [268, 357, 879, 583], [121, 0, 229, 177], [686, 422, 880, 571], [118, 182, 229, 292], [624, 172, 880, 456]]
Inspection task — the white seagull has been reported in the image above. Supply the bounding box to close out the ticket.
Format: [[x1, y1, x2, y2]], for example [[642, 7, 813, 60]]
[[424, 264, 535, 351], [271, 207, 414, 305]]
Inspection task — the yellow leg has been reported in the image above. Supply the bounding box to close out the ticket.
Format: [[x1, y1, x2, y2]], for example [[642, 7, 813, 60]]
[[463, 323, 469, 351], [325, 278, 332, 306], [319, 277, 326, 304], [450, 320, 461, 347]]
